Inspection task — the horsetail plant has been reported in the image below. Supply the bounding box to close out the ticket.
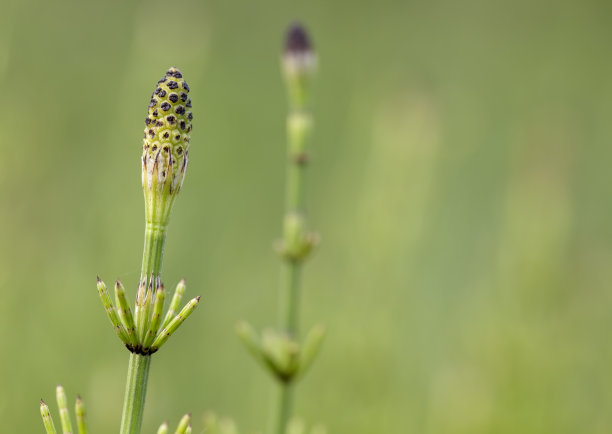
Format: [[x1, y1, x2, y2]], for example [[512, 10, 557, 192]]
[[96, 67, 199, 434], [237, 23, 325, 434], [40, 67, 198, 434]]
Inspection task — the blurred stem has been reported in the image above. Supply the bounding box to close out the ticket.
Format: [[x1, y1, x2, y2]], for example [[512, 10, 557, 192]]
[[272, 382, 294, 434], [76, 396, 88, 434], [279, 106, 309, 336], [285, 143, 307, 213], [272, 263, 301, 434], [272, 102, 310, 433], [280, 261, 302, 337], [120, 223, 165, 434]]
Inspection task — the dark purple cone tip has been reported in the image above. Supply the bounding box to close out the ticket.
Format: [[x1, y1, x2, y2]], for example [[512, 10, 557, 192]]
[[285, 22, 312, 54]]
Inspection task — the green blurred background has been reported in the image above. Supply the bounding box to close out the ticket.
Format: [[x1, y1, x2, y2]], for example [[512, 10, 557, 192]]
[[1, 0, 611, 432]]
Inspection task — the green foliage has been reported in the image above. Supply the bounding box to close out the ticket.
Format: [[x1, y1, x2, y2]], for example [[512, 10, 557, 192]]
[[156, 414, 191, 434], [237, 322, 325, 383], [40, 386, 88, 434]]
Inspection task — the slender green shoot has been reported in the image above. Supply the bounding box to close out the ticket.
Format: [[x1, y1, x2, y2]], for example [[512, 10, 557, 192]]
[[175, 413, 191, 434], [162, 279, 186, 329], [139, 282, 154, 343], [133, 280, 148, 346], [157, 421, 169, 434], [297, 325, 325, 378], [143, 285, 165, 348], [56, 385, 73, 434], [40, 400, 57, 434], [75, 395, 88, 434], [40, 387, 88, 434], [97, 277, 130, 344], [236, 321, 265, 365], [151, 296, 201, 350], [115, 280, 138, 347]]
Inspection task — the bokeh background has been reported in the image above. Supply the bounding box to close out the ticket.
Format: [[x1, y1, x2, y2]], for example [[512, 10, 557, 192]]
[[1, 0, 611, 432]]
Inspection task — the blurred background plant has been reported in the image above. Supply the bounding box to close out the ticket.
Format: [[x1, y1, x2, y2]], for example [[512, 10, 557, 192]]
[[1, 0, 612, 433], [235, 22, 325, 434]]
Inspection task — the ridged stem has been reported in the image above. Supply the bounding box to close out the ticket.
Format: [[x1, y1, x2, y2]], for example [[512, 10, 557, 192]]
[[140, 223, 167, 281], [119, 353, 152, 434], [120, 223, 166, 434]]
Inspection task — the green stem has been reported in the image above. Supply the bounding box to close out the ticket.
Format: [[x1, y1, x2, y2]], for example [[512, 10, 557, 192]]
[[119, 353, 152, 434], [272, 382, 294, 434], [271, 262, 301, 434], [279, 108, 308, 337], [272, 108, 310, 434], [286, 152, 306, 212], [140, 223, 167, 281], [271, 26, 316, 431], [120, 223, 166, 434], [280, 262, 301, 336]]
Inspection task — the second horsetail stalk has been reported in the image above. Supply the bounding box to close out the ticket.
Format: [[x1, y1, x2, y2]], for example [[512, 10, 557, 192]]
[[95, 67, 200, 434], [271, 24, 321, 434], [236, 23, 325, 434]]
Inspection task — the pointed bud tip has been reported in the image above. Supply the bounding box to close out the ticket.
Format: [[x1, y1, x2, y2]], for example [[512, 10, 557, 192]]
[[285, 22, 312, 54], [195, 296, 201, 301], [165, 66, 183, 78], [180, 278, 186, 284], [40, 399, 45, 405], [96, 276, 101, 282]]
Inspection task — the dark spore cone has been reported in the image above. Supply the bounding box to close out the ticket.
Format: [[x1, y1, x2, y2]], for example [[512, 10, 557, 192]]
[[285, 22, 312, 54], [142, 66, 193, 194]]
